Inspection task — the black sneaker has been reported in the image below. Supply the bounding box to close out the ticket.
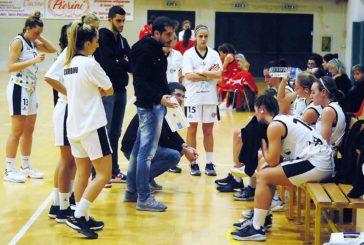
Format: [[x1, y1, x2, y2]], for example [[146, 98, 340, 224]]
[[66, 216, 98, 239], [231, 225, 266, 241], [69, 192, 76, 209], [56, 207, 74, 223], [216, 179, 244, 192], [233, 213, 272, 230], [190, 164, 201, 176], [215, 173, 234, 186], [87, 216, 104, 231], [205, 163, 217, 176], [234, 186, 255, 201], [48, 205, 59, 219], [168, 166, 182, 173]]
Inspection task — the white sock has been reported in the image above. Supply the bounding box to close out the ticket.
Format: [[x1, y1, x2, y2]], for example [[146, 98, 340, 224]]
[[6, 158, 16, 170], [59, 192, 69, 210], [253, 208, 269, 230], [233, 176, 241, 183], [53, 188, 60, 206], [206, 152, 213, 163], [21, 156, 30, 169], [249, 177, 256, 189], [74, 198, 91, 218], [69, 180, 74, 193]]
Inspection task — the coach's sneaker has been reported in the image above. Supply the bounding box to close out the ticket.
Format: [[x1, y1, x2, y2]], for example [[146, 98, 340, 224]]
[[4, 168, 26, 183], [231, 224, 266, 241], [234, 213, 272, 230], [66, 216, 98, 239], [150, 179, 163, 191], [124, 191, 138, 203], [234, 186, 255, 201], [215, 173, 234, 186], [19, 165, 44, 179], [136, 195, 167, 212], [48, 205, 60, 219], [56, 207, 74, 223], [190, 164, 201, 176], [168, 166, 182, 173], [87, 216, 104, 231], [205, 162, 217, 176], [111, 172, 127, 183]]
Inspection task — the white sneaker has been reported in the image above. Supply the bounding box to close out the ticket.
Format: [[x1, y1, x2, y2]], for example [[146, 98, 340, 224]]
[[4, 168, 26, 183], [20, 166, 44, 179], [219, 103, 227, 110], [270, 194, 284, 212]]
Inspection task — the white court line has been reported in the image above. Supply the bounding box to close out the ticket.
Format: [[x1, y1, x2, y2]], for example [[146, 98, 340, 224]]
[[8, 192, 53, 245]]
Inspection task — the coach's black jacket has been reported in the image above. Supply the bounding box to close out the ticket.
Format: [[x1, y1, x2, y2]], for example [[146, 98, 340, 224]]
[[130, 36, 170, 108], [94, 28, 131, 92], [120, 114, 185, 154]]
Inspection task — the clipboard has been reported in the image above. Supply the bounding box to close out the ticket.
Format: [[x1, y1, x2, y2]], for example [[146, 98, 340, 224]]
[[165, 96, 190, 132]]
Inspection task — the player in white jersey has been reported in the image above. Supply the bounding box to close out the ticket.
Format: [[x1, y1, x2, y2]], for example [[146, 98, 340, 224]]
[[166, 34, 183, 83], [277, 71, 316, 117], [44, 15, 101, 224], [231, 94, 333, 241], [182, 24, 222, 176], [311, 76, 346, 156], [4, 11, 57, 183], [62, 21, 113, 239]]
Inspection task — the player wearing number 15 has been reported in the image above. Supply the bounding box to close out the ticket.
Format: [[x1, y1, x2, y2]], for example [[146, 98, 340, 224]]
[[4, 11, 57, 183]]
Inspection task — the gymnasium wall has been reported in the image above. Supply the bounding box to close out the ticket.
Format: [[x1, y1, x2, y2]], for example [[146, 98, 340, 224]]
[[0, 0, 347, 73]]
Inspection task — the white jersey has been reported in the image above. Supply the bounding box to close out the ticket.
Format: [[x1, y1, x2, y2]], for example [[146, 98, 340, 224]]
[[315, 101, 346, 154], [301, 102, 323, 127], [183, 46, 222, 106], [273, 115, 333, 171], [166, 49, 182, 83], [292, 96, 308, 117], [9, 35, 38, 90], [64, 55, 112, 140], [45, 48, 67, 103]]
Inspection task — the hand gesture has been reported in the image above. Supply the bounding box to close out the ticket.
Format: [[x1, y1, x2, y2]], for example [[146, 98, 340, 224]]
[[33, 53, 45, 64], [161, 95, 178, 108]]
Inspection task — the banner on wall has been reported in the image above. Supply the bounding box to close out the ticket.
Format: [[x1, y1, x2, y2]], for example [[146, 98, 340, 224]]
[[0, 0, 45, 18], [0, 0, 134, 20]]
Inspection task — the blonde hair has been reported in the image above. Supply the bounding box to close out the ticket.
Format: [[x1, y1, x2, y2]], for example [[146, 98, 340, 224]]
[[65, 21, 97, 66], [82, 13, 100, 25]]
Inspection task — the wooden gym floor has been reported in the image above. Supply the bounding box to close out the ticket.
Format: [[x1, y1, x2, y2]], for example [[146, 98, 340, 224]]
[[0, 72, 363, 244]]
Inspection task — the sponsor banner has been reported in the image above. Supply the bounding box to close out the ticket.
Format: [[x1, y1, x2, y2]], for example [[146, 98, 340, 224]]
[[0, 0, 45, 18], [45, 0, 134, 20], [0, 0, 134, 20]]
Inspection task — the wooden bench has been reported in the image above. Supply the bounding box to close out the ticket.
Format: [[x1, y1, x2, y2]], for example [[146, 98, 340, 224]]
[[304, 183, 364, 245]]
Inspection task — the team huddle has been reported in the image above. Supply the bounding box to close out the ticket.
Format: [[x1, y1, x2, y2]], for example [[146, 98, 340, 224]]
[[3, 4, 364, 242]]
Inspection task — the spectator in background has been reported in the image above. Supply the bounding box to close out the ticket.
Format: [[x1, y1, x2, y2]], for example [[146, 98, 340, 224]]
[[328, 58, 352, 97], [178, 19, 195, 40], [174, 28, 195, 55], [307, 53, 325, 78], [340, 64, 364, 115], [139, 15, 155, 40], [322, 53, 338, 75]]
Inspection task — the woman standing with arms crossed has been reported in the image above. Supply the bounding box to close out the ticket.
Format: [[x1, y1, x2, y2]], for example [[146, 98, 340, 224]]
[[63, 21, 113, 239], [4, 11, 57, 183], [183, 25, 222, 176]]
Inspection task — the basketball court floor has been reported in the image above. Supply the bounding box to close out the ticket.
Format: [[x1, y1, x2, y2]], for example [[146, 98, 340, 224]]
[[0, 72, 363, 244]]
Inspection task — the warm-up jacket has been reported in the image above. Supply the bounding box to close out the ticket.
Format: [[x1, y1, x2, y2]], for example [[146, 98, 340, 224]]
[[94, 28, 131, 92]]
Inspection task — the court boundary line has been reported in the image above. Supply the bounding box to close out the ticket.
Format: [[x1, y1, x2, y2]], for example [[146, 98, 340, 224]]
[[8, 192, 53, 245]]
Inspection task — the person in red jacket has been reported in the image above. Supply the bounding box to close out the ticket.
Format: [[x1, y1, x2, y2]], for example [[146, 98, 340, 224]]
[[173, 28, 195, 55], [138, 16, 155, 40]]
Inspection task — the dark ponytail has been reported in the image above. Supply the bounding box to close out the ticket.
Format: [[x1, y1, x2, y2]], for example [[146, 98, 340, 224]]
[[22, 11, 43, 34], [183, 28, 192, 47], [316, 76, 344, 102]]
